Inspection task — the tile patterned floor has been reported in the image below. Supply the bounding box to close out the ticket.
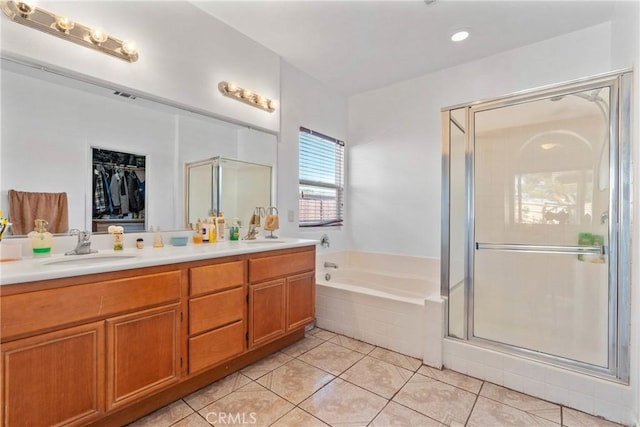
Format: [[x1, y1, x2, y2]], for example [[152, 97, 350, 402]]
[[129, 327, 624, 427]]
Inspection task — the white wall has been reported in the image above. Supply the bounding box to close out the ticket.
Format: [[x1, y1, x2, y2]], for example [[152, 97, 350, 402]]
[[278, 60, 348, 250], [0, 1, 280, 132], [348, 22, 613, 258]]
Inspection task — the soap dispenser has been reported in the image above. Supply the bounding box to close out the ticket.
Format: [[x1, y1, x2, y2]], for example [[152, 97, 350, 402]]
[[28, 219, 53, 256]]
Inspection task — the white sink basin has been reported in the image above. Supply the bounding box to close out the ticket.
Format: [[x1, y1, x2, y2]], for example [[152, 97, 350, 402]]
[[43, 254, 138, 266]]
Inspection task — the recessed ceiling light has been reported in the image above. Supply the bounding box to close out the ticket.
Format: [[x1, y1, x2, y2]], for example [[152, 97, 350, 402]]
[[451, 30, 469, 42]]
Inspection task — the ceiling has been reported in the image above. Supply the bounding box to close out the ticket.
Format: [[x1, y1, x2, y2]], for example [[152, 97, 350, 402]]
[[193, 0, 616, 96]]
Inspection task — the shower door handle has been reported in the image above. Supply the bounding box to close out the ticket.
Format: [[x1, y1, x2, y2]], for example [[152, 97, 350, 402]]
[[476, 242, 606, 256]]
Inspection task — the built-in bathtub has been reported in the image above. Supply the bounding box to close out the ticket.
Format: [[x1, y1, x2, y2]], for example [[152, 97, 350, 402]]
[[315, 251, 444, 366]]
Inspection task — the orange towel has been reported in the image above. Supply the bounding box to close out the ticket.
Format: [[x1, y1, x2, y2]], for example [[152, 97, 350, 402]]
[[264, 214, 279, 231], [8, 190, 69, 235]]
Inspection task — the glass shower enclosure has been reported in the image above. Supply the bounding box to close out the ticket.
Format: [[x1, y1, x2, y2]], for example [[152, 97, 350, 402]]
[[441, 70, 632, 380]]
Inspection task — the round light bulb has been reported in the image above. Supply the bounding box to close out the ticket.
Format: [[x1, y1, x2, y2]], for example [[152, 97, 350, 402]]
[[256, 95, 267, 106], [268, 100, 279, 110], [121, 41, 138, 56], [15, 1, 36, 15], [451, 30, 469, 42], [90, 28, 108, 44], [55, 16, 74, 31], [241, 89, 252, 99], [227, 81, 238, 92]]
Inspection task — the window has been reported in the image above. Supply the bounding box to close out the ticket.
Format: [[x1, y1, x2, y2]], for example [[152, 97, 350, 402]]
[[514, 170, 592, 225], [298, 127, 344, 227]]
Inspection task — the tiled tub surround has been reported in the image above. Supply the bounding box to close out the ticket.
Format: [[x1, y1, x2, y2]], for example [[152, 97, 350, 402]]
[[315, 251, 444, 365], [130, 327, 623, 427]]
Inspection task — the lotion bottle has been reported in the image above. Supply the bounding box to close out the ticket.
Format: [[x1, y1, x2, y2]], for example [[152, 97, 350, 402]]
[[216, 211, 226, 241], [29, 219, 52, 256], [208, 214, 217, 243]]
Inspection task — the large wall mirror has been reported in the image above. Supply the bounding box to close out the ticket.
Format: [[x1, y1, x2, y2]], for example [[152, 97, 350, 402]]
[[0, 57, 278, 236]]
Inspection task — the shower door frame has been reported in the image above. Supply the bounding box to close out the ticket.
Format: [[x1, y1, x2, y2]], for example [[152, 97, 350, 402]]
[[441, 70, 632, 382]]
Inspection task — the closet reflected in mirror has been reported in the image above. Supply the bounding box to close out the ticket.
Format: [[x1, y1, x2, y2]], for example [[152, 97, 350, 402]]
[[92, 148, 147, 232]]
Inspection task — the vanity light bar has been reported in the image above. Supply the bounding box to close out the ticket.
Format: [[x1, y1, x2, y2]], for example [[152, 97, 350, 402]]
[[218, 81, 278, 113], [0, 1, 139, 63]]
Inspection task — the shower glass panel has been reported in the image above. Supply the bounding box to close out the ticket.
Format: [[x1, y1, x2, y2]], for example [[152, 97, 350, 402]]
[[448, 108, 467, 339], [473, 87, 611, 367]]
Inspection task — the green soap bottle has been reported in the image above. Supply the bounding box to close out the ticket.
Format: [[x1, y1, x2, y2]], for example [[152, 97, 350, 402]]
[[230, 218, 240, 241]]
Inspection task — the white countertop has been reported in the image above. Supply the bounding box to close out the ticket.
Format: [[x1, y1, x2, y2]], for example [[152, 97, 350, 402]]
[[0, 238, 318, 286]]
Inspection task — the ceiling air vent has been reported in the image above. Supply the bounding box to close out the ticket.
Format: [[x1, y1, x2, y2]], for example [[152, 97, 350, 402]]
[[113, 91, 137, 100]]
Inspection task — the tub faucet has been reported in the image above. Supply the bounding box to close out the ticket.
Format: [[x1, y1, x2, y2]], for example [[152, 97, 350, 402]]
[[324, 262, 338, 269], [65, 229, 97, 255]]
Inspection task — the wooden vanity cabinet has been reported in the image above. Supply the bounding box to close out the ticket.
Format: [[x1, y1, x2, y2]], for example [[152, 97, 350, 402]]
[[248, 247, 316, 348], [0, 245, 315, 427]]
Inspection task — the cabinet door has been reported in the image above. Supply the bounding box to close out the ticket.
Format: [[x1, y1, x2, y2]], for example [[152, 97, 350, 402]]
[[1, 322, 104, 427], [106, 303, 181, 410], [248, 279, 286, 348], [286, 272, 315, 331]]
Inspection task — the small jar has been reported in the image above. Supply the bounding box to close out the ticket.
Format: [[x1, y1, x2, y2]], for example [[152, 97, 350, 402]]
[[136, 238, 144, 249]]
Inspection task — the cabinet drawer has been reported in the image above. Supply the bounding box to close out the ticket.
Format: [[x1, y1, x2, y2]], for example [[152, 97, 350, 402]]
[[190, 261, 245, 296], [188, 320, 245, 373], [249, 250, 315, 282], [1, 271, 181, 341], [189, 286, 244, 335]]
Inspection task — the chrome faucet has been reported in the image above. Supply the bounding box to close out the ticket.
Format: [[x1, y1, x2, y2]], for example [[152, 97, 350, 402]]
[[324, 262, 338, 269], [65, 229, 97, 255]]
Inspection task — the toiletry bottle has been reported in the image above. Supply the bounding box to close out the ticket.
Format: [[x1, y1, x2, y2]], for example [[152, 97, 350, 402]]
[[201, 218, 209, 243], [29, 219, 52, 256], [193, 219, 203, 244], [153, 226, 164, 248], [217, 211, 226, 241], [208, 214, 217, 243], [113, 229, 124, 250], [230, 218, 240, 241]]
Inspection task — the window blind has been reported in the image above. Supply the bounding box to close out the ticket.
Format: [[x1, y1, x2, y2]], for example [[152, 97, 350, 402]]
[[299, 127, 344, 227]]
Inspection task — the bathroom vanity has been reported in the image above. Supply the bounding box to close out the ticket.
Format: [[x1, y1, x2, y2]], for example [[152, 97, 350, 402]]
[[0, 241, 316, 426]]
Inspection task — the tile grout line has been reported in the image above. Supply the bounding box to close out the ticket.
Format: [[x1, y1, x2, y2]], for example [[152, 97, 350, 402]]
[[464, 380, 486, 426], [383, 370, 446, 426]]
